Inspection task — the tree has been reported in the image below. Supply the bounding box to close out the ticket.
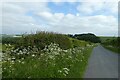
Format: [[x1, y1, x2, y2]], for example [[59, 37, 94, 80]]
[[74, 33, 101, 43]]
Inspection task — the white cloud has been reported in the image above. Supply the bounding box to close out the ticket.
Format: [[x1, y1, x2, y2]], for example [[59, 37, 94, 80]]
[[54, 13, 64, 20], [2, 2, 51, 15], [38, 12, 53, 19], [2, 2, 26, 14], [1, 2, 118, 36], [76, 1, 118, 15], [36, 11, 118, 36], [76, 13, 80, 16], [2, 2, 51, 34], [3, 13, 39, 34]]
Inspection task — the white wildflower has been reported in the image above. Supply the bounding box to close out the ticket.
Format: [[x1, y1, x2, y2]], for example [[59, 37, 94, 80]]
[[8, 44, 11, 46], [9, 65, 12, 68], [49, 55, 54, 59], [81, 60, 83, 62], [64, 70, 68, 74], [32, 54, 35, 57], [63, 73, 67, 76], [5, 44, 7, 46], [9, 70, 12, 73], [63, 50, 68, 53], [17, 53, 20, 55], [12, 68, 15, 71], [11, 57, 15, 60], [68, 56, 72, 59], [58, 70, 62, 73], [18, 60, 21, 63], [21, 58, 24, 60], [27, 52, 30, 55], [21, 61, 25, 64], [11, 60, 15, 64], [19, 50, 23, 54], [63, 68, 69, 71], [13, 50, 16, 53], [8, 58, 11, 61], [28, 76, 31, 78]]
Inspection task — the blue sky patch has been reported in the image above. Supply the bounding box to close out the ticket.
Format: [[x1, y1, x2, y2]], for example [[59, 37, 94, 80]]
[[48, 2, 79, 15]]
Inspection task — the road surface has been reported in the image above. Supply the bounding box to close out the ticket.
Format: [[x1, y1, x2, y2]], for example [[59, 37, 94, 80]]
[[84, 45, 119, 78]]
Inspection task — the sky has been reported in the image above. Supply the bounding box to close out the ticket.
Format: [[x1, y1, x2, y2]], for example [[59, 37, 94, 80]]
[[1, 0, 119, 36]]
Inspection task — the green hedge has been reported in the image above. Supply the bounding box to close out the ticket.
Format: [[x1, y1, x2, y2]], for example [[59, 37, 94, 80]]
[[17, 32, 72, 50]]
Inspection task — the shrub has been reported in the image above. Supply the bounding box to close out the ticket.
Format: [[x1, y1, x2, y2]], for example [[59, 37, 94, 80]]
[[69, 33, 101, 43], [2, 37, 20, 45], [17, 31, 72, 50]]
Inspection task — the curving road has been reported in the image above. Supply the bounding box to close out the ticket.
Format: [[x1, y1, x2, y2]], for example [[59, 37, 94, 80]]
[[84, 45, 119, 78]]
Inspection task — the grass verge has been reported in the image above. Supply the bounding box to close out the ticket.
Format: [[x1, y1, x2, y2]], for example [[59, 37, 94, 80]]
[[2, 43, 95, 78], [102, 45, 120, 54], [68, 46, 95, 78]]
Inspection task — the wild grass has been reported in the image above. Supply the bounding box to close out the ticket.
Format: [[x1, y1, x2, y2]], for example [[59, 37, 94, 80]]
[[0, 43, 2, 77], [69, 38, 90, 48], [101, 37, 120, 54], [103, 45, 120, 54], [2, 43, 95, 78], [0, 43, 2, 51], [2, 32, 96, 78]]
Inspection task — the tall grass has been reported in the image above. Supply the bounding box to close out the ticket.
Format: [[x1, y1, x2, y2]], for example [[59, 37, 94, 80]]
[[2, 43, 95, 78], [101, 37, 120, 54]]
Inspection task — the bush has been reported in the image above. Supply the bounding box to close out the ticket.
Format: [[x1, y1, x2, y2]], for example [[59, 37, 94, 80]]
[[2, 37, 20, 45], [17, 31, 72, 50], [102, 37, 120, 48]]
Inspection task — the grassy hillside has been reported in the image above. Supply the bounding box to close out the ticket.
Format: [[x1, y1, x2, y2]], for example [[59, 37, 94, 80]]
[[2, 32, 96, 78]]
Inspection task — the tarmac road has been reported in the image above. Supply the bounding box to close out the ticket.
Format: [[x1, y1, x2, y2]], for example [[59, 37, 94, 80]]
[[84, 45, 119, 78]]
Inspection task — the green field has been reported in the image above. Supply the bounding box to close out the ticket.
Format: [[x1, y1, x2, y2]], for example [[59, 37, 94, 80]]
[[99, 36, 116, 43]]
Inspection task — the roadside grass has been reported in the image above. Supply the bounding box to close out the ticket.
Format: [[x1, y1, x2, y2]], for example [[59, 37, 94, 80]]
[[67, 46, 95, 78], [2, 44, 95, 78], [103, 45, 120, 54], [2, 32, 96, 78], [100, 36, 120, 54], [0, 43, 2, 51], [0, 43, 2, 76], [0, 61, 1, 77]]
